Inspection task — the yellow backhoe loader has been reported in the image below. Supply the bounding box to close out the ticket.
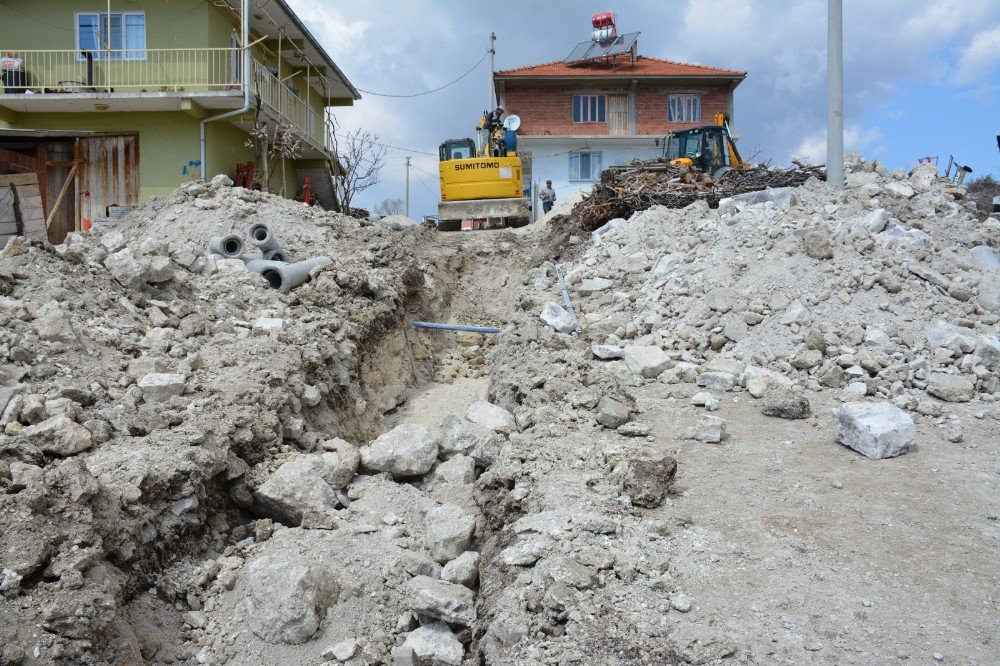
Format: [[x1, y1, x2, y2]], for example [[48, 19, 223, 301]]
[[663, 112, 747, 180]]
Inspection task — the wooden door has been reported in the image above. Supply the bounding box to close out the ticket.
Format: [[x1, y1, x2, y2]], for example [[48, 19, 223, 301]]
[[608, 95, 628, 136], [78, 134, 140, 223]]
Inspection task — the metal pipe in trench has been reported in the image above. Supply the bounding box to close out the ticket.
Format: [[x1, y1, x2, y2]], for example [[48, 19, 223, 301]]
[[411, 322, 501, 334], [553, 262, 582, 335]]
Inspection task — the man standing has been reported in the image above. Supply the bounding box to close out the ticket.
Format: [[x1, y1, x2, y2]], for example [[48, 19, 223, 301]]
[[540, 180, 556, 214]]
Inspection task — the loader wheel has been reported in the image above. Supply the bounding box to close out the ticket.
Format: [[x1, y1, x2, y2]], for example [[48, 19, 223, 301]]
[[436, 220, 461, 232]]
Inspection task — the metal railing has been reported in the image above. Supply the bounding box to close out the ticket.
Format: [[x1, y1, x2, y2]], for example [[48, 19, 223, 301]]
[[251, 59, 328, 150], [0, 48, 242, 93]]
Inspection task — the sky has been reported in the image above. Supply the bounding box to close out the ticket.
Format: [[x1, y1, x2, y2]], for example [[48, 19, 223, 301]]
[[286, 0, 1000, 218]]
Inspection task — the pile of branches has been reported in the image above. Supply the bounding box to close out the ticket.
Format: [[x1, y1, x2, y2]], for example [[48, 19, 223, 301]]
[[573, 159, 826, 231]]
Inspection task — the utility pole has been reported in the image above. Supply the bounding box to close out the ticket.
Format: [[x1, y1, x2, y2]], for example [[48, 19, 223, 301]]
[[405, 156, 411, 218], [488, 32, 496, 111], [827, 0, 844, 188]]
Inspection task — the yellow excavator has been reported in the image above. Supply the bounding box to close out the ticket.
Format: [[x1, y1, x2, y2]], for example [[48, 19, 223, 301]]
[[437, 108, 530, 231], [663, 112, 747, 179]]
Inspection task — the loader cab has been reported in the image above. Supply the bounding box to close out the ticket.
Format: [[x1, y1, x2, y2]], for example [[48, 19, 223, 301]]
[[665, 126, 743, 177], [439, 138, 476, 162]]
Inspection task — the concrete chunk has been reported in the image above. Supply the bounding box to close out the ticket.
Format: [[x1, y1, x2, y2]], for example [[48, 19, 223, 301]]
[[539, 302, 576, 333], [407, 575, 476, 626], [833, 402, 915, 459], [137, 372, 185, 403], [361, 423, 438, 478], [425, 504, 476, 563], [622, 345, 670, 378], [926, 373, 975, 403]]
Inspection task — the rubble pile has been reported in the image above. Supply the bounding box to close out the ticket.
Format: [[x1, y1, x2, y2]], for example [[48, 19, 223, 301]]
[[469, 152, 998, 663], [0, 176, 502, 663], [573, 159, 827, 231]]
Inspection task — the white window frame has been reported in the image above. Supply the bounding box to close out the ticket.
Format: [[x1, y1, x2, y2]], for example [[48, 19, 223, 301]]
[[569, 151, 603, 182], [75, 11, 147, 61], [668, 93, 701, 123]]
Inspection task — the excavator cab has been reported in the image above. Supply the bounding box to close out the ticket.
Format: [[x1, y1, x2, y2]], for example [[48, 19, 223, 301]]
[[663, 113, 745, 179], [439, 138, 476, 162]]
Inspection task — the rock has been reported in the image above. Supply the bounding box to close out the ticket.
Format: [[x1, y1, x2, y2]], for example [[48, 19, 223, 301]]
[[780, 299, 811, 326], [182, 610, 208, 629], [432, 454, 476, 485], [19, 393, 46, 424], [926, 373, 975, 403], [441, 551, 480, 588], [908, 162, 939, 191], [686, 415, 726, 443], [833, 402, 916, 459], [147, 256, 174, 283], [395, 622, 464, 666], [696, 371, 735, 392], [438, 415, 499, 463], [425, 504, 476, 563], [691, 391, 719, 411], [576, 277, 613, 295], [977, 270, 1000, 312], [253, 317, 284, 332], [20, 415, 92, 456], [254, 454, 340, 526], [620, 457, 677, 508], [653, 253, 682, 277], [790, 349, 823, 369], [465, 400, 516, 434], [803, 230, 833, 259], [361, 423, 438, 478], [622, 345, 670, 378], [104, 248, 149, 289], [324, 639, 357, 662], [761, 387, 811, 419], [243, 554, 338, 645], [100, 229, 127, 252], [970, 246, 1000, 270], [592, 343, 624, 360], [596, 395, 631, 428], [317, 439, 360, 489], [705, 287, 738, 313], [862, 209, 888, 233], [137, 372, 185, 403], [407, 575, 476, 626], [741, 366, 793, 397], [31, 301, 75, 343], [539, 302, 576, 333], [926, 320, 975, 352], [974, 335, 1000, 369], [884, 181, 915, 198]]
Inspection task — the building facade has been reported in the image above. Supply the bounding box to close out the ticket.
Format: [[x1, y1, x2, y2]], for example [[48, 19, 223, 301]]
[[0, 0, 358, 242], [494, 56, 745, 208]]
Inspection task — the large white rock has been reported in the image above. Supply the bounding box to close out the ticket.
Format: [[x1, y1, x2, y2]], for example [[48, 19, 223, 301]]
[[31, 301, 75, 343], [740, 366, 793, 398], [833, 402, 915, 459], [441, 551, 480, 588], [539, 302, 576, 333], [926, 320, 975, 352], [622, 345, 670, 378], [926, 373, 975, 403], [254, 455, 341, 526], [970, 246, 1000, 270], [395, 622, 465, 666], [407, 575, 476, 626], [360, 423, 438, 478], [465, 400, 515, 434], [438, 415, 499, 463], [425, 504, 476, 563], [884, 181, 915, 198], [696, 371, 735, 392], [19, 415, 92, 456], [243, 554, 338, 645], [779, 299, 811, 326], [104, 248, 149, 289]]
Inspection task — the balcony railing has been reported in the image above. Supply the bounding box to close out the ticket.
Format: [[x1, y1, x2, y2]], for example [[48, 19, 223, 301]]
[[0, 48, 333, 155], [0, 48, 242, 93]]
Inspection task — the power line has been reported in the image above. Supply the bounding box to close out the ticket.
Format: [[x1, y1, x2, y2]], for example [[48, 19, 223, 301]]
[[356, 51, 488, 98], [411, 170, 438, 198], [328, 129, 436, 156]]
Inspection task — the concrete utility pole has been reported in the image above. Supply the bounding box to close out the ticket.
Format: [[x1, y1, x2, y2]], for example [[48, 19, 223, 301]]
[[827, 0, 844, 189], [405, 156, 411, 218], [488, 32, 496, 111]]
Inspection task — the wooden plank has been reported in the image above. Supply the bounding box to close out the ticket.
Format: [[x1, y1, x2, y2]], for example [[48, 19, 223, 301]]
[[17, 194, 42, 209], [46, 164, 78, 230], [0, 173, 38, 186], [12, 184, 40, 199], [16, 202, 43, 222]]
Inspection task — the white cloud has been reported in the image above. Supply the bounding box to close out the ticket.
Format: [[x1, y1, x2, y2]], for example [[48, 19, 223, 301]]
[[954, 25, 1000, 84], [790, 125, 884, 164]]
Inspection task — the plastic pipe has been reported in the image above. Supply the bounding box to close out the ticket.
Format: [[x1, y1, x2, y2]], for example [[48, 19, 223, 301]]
[[244, 258, 287, 273], [263, 249, 290, 262], [249, 224, 291, 262], [553, 262, 582, 335], [411, 321, 501, 334], [259, 256, 332, 294], [207, 234, 244, 258]]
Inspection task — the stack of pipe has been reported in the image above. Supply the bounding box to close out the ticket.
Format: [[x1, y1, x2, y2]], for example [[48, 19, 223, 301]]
[[206, 224, 332, 293]]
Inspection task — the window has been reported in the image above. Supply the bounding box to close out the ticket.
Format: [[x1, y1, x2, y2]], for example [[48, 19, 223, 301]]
[[76, 12, 146, 60], [569, 151, 603, 181], [668, 94, 701, 123], [572, 94, 606, 123]]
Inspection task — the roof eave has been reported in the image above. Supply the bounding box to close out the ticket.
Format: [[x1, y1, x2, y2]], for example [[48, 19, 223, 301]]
[[496, 74, 746, 81]]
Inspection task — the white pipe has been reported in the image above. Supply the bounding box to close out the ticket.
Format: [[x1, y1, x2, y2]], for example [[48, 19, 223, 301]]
[[200, 0, 251, 181], [827, 0, 844, 188]]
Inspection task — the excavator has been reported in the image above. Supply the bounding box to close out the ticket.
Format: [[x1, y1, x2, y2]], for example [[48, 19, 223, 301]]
[[663, 112, 747, 180], [437, 107, 530, 231]]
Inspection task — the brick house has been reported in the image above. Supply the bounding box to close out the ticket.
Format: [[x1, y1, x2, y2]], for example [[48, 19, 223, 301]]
[[494, 55, 745, 207]]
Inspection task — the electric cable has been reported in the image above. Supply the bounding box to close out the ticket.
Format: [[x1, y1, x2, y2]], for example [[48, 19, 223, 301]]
[[356, 51, 488, 98]]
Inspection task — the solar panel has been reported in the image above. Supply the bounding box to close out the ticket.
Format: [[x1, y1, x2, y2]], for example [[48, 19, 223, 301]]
[[564, 32, 640, 64]]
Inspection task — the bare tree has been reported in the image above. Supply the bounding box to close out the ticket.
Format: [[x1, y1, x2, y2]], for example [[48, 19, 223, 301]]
[[374, 197, 404, 216], [244, 121, 303, 196], [328, 114, 388, 213]]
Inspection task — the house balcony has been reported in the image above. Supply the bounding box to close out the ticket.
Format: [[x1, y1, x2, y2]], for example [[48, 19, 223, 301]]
[[0, 49, 332, 157]]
